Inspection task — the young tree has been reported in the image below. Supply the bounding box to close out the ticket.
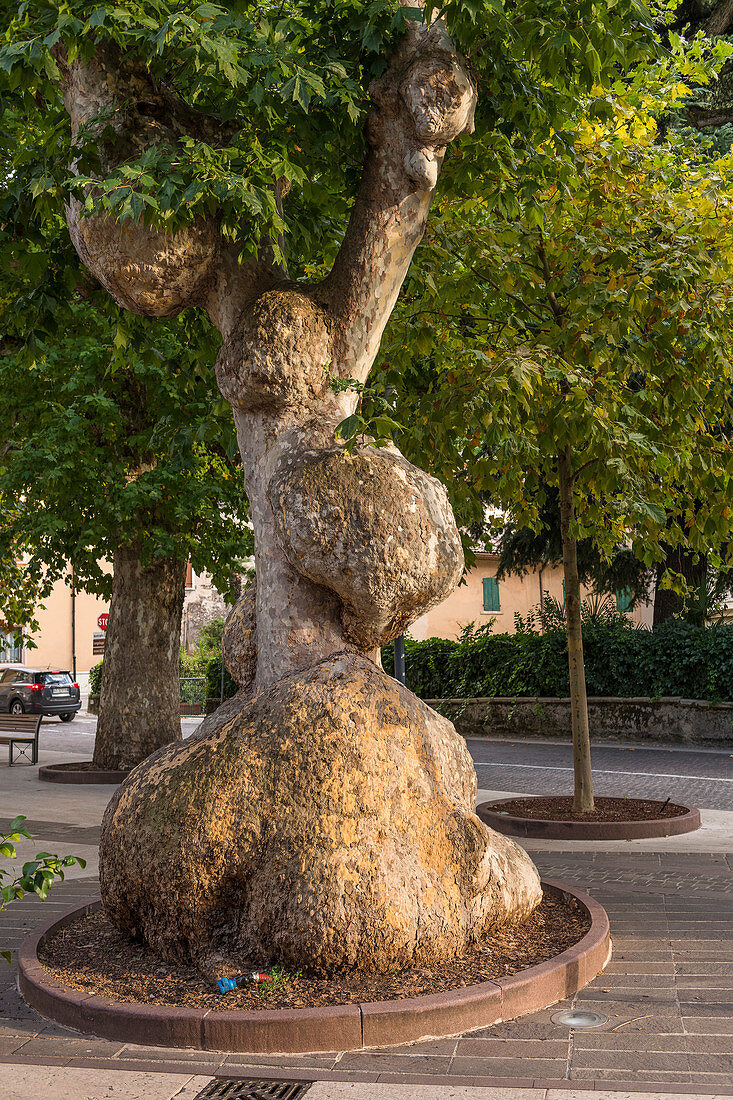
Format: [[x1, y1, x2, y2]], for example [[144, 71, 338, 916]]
[[2, 0, 654, 974], [382, 52, 733, 812]]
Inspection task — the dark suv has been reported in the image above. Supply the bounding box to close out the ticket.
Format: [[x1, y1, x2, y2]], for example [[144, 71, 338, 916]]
[[0, 666, 81, 721]]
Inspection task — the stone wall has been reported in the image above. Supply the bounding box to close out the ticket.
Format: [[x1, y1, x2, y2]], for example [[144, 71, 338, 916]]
[[181, 572, 230, 653], [425, 696, 733, 747]]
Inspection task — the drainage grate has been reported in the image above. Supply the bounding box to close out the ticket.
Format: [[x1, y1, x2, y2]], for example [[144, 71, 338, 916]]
[[195, 1080, 312, 1100]]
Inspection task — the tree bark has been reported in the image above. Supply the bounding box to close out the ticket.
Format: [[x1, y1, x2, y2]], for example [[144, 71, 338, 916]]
[[704, 0, 733, 35], [558, 446, 594, 814], [653, 546, 708, 628], [94, 542, 186, 770]]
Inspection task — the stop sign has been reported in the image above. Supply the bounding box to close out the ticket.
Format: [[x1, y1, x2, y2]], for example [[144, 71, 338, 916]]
[[98, 613, 109, 631]]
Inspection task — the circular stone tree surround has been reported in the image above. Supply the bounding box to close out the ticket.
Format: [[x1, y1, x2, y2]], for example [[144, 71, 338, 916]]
[[478, 797, 701, 841], [18, 880, 610, 1053], [38, 764, 131, 785]]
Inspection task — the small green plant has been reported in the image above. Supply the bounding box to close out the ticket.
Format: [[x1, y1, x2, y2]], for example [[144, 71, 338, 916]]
[[88, 660, 103, 695], [255, 964, 302, 998], [1, 815, 86, 963]]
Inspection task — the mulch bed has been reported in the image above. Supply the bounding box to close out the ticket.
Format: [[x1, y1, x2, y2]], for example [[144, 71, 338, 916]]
[[38, 888, 588, 1011], [492, 795, 687, 823]]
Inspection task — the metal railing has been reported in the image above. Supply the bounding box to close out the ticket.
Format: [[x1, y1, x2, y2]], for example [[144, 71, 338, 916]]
[[179, 676, 207, 714]]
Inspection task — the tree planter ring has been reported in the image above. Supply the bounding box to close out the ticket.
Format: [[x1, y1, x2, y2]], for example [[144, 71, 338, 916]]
[[18, 879, 610, 1053], [38, 763, 131, 785], [477, 797, 701, 841]]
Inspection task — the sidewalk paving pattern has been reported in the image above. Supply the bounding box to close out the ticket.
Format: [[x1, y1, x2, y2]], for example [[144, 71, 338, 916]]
[[1, 725, 732, 1097], [2, 852, 732, 1094]]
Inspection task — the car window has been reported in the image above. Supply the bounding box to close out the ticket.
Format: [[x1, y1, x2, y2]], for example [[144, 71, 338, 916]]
[[14, 671, 32, 684], [40, 672, 73, 686], [0, 669, 17, 683]]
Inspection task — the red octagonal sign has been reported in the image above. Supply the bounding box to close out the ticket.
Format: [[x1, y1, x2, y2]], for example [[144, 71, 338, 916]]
[[97, 613, 109, 631]]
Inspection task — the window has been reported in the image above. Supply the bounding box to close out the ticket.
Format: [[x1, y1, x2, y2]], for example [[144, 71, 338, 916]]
[[616, 588, 633, 612], [0, 630, 22, 663], [482, 577, 500, 612], [39, 672, 72, 686], [185, 561, 193, 588]]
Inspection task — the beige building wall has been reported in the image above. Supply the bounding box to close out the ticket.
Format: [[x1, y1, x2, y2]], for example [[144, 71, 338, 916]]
[[20, 568, 112, 686], [410, 552, 653, 641]]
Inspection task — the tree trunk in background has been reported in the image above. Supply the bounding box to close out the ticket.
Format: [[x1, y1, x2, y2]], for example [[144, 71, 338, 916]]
[[653, 547, 708, 628], [558, 446, 595, 814], [94, 542, 185, 770]]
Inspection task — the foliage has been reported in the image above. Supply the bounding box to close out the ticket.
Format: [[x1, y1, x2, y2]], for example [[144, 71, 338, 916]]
[[496, 488, 652, 609], [0, 0, 656, 283], [195, 615, 226, 658], [0, 512, 44, 645], [1, 815, 86, 963], [381, 39, 733, 587], [393, 618, 733, 703], [514, 593, 637, 632], [380, 636, 459, 698], [0, 295, 253, 603], [205, 653, 237, 703], [179, 651, 210, 678], [88, 660, 103, 694]]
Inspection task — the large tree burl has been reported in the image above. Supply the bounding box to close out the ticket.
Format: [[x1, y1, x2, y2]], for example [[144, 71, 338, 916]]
[[100, 655, 541, 977], [270, 445, 464, 649]]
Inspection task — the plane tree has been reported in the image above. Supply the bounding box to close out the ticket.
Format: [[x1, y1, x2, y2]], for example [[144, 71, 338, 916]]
[[1, 0, 656, 973]]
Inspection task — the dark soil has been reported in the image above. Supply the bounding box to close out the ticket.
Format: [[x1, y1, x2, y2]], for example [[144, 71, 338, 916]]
[[38, 888, 588, 1011], [43, 761, 130, 774], [492, 795, 689, 823]]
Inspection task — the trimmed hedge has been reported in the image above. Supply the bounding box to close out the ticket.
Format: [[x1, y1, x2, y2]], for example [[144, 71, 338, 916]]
[[206, 654, 238, 702], [208, 619, 733, 706], [384, 620, 733, 703]]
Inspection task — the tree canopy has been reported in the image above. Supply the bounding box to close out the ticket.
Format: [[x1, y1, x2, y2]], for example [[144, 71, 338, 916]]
[[379, 41, 733, 590]]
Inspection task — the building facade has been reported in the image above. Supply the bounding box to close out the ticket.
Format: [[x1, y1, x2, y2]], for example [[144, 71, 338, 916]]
[[410, 552, 653, 641], [0, 564, 230, 690]]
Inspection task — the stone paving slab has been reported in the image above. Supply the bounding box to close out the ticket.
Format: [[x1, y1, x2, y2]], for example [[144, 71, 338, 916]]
[[0, 1065, 212, 1100]]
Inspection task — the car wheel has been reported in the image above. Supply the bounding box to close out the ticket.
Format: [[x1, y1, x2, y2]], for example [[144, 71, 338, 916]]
[[59, 712, 74, 723], [9, 699, 24, 715]]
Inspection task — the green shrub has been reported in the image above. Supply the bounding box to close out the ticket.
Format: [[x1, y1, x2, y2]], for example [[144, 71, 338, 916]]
[[388, 619, 733, 703], [88, 661, 103, 694], [206, 654, 238, 702], [179, 651, 209, 678]]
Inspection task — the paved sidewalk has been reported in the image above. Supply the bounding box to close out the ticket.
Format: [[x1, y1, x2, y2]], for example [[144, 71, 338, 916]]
[[2, 759, 732, 1096]]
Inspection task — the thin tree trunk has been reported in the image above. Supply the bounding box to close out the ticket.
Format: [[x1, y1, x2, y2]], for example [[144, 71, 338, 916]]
[[654, 545, 708, 627], [94, 542, 186, 770], [558, 446, 594, 813], [704, 0, 733, 35]]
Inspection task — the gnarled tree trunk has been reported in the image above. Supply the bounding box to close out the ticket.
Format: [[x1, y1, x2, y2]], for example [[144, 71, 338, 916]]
[[57, 6, 541, 978], [94, 543, 185, 770]]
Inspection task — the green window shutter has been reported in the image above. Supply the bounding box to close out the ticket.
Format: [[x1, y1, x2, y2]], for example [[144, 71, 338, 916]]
[[482, 577, 500, 612], [616, 588, 633, 612]]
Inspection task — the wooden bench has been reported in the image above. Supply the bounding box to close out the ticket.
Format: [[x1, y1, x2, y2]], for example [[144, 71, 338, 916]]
[[0, 713, 43, 766]]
